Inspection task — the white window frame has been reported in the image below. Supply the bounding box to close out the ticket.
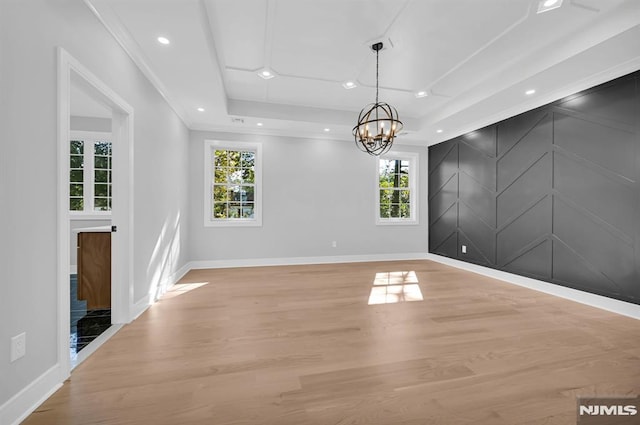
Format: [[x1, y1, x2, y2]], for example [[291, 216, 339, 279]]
[[203, 140, 263, 227], [69, 130, 112, 218], [375, 151, 419, 226]]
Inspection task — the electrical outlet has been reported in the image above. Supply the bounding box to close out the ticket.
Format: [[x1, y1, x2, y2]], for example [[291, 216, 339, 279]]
[[461, 245, 467, 254], [11, 332, 26, 362], [331, 241, 337, 248]]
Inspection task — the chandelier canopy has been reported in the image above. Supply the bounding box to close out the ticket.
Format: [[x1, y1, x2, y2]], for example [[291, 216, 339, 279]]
[[353, 42, 403, 156]]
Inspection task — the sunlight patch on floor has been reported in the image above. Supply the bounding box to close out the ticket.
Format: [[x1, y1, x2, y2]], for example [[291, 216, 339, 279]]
[[368, 271, 424, 305], [162, 282, 209, 299]]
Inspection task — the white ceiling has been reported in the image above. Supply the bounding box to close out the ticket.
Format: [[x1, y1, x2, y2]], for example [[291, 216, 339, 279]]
[[86, 0, 640, 146]]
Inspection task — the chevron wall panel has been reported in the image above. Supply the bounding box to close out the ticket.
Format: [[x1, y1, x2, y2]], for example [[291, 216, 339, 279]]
[[428, 71, 640, 305]]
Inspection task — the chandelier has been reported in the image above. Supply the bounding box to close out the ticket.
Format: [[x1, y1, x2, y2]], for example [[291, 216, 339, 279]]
[[353, 42, 403, 155]]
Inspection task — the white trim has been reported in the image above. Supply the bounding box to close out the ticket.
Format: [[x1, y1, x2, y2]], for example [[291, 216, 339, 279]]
[[0, 365, 62, 425], [426, 254, 640, 320], [69, 130, 113, 214], [203, 140, 263, 227], [189, 252, 429, 270], [57, 47, 135, 385], [375, 151, 420, 225], [83, 0, 191, 128], [131, 296, 153, 322]]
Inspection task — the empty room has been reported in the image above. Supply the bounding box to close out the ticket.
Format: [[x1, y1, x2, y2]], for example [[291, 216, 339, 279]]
[[1, 0, 639, 424]]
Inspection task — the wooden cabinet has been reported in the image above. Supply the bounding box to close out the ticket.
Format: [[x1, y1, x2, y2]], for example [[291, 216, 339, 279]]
[[77, 231, 111, 309]]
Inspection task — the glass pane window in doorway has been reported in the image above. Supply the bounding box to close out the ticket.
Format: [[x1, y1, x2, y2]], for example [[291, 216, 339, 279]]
[[69, 132, 112, 214]]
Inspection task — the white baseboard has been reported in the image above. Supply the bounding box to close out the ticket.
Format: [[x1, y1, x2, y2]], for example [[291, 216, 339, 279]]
[[130, 261, 192, 321], [1, 261, 192, 425], [188, 252, 428, 270], [426, 253, 640, 320], [0, 364, 62, 425]]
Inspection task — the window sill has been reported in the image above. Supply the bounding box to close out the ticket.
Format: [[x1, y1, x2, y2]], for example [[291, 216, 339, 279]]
[[69, 213, 112, 220], [204, 219, 262, 228], [376, 219, 419, 226]]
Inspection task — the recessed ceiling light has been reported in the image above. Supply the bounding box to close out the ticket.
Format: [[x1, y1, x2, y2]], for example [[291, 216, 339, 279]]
[[525, 89, 536, 95], [197, 107, 205, 112], [415, 90, 428, 98], [324, 128, 330, 132], [342, 81, 357, 89], [257, 122, 263, 126], [436, 129, 443, 133], [258, 68, 275, 80], [537, 0, 562, 13], [157, 36, 170, 45]]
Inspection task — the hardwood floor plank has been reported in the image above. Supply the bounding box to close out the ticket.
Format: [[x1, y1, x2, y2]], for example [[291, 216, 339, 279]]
[[23, 260, 640, 425]]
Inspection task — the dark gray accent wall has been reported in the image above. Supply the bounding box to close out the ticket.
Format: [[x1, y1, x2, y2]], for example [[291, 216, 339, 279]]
[[429, 71, 640, 305]]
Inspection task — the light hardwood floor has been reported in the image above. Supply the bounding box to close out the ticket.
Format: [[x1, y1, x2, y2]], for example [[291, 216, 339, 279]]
[[25, 260, 640, 424]]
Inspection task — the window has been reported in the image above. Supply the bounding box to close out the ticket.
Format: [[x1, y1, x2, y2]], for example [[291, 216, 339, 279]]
[[376, 151, 418, 225], [69, 131, 112, 214], [204, 140, 262, 227]]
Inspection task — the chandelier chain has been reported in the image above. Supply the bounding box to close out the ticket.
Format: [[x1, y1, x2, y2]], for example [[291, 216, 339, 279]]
[[375, 47, 379, 105]]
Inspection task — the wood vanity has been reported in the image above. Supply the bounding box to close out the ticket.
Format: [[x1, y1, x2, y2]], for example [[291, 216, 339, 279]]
[[76, 227, 111, 309]]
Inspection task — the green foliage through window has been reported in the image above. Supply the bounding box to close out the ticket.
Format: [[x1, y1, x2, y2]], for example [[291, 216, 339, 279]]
[[69, 138, 112, 212], [379, 159, 411, 219], [212, 149, 256, 220]]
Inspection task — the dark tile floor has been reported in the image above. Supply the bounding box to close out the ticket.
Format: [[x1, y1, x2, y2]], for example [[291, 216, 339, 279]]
[[70, 274, 111, 361]]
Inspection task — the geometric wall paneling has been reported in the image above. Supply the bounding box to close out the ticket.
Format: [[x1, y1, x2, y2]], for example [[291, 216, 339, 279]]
[[553, 150, 636, 238], [459, 125, 497, 157], [553, 112, 636, 181], [428, 141, 459, 197], [458, 201, 496, 264], [552, 238, 622, 297], [497, 112, 552, 192], [430, 201, 459, 253], [555, 75, 637, 127], [429, 138, 457, 170], [430, 174, 458, 226], [496, 195, 551, 266], [429, 70, 639, 305], [496, 108, 548, 156], [459, 140, 496, 191], [497, 153, 550, 228], [502, 239, 551, 281], [432, 231, 458, 259], [553, 196, 637, 300], [458, 231, 492, 267], [459, 171, 495, 227]]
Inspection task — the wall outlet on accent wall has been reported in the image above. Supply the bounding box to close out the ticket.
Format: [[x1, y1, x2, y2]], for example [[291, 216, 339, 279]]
[[331, 241, 337, 248], [461, 245, 467, 254], [10, 332, 26, 362]]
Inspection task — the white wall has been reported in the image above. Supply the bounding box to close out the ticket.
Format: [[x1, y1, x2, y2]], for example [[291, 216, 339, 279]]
[[0, 0, 190, 413], [189, 131, 428, 262], [70, 116, 111, 132]]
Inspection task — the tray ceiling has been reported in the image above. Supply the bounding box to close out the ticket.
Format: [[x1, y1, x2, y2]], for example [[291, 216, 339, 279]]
[[86, 0, 640, 145]]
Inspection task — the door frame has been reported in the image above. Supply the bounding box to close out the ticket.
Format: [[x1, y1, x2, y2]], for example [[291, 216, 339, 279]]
[[57, 47, 134, 378]]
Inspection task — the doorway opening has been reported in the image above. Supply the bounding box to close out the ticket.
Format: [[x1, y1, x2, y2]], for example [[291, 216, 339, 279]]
[[57, 48, 134, 376]]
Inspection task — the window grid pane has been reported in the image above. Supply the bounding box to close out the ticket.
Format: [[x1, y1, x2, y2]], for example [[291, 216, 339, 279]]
[[93, 141, 112, 212], [379, 158, 412, 220], [212, 148, 256, 221]]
